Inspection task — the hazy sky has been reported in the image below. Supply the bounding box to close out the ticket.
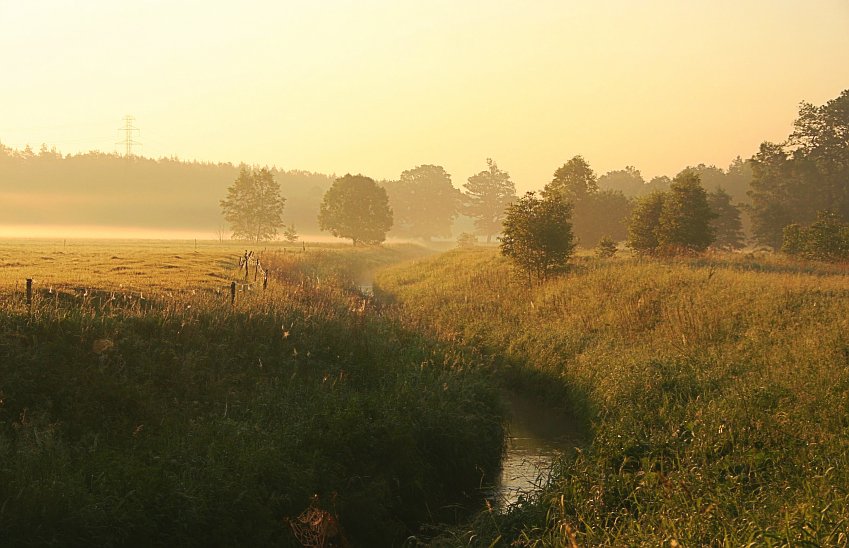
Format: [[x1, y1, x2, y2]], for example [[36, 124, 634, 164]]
[[2, 0, 848, 192]]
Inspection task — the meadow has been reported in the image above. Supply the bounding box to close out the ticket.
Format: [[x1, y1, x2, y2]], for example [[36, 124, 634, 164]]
[[0, 240, 504, 546], [376, 248, 849, 546]]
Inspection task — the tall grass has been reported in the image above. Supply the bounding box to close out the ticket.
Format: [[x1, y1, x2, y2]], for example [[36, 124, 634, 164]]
[[376, 248, 849, 545], [0, 241, 502, 546]]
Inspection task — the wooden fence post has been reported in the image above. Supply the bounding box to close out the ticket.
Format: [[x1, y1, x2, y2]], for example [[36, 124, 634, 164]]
[[230, 281, 236, 305], [26, 278, 32, 306], [263, 270, 268, 290]]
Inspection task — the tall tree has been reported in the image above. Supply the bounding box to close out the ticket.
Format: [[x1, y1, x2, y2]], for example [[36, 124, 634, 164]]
[[318, 174, 393, 245], [220, 167, 286, 241], [544, 156, 630, 247], [598, 166, 645, 197], [708, 187, 745, 250], [384, 165, 461, 241], [500, 192, 575, 281], [658, 171, 716, 252], [543, 155, 598, 202], [626, 191, 666, 254], [463, 158, 516, 243], [749, 89, 849, 248]]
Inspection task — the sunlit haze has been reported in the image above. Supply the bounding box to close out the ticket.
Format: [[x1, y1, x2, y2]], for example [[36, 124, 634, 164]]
[[2, 0, 848, 190]]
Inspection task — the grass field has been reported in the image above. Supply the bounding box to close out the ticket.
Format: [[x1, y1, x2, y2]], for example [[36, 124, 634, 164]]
[[0, 239, 504, 546], [376, 248, 849, 546]]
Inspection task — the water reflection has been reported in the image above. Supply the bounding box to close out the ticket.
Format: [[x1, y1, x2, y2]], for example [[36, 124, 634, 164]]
[[486, 391, 583, 508]]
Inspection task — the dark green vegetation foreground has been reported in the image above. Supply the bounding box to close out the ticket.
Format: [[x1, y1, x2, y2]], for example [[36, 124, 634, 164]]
[[0, 241, 503, 546], [376, 248, 849, 546]]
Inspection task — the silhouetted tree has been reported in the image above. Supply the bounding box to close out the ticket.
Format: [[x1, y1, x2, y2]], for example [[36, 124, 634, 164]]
[[500, 192, 575, 280], [658, 171, 715, 252], [544, 156, 631, 247], [220, 167, 285, 241], [463, 159, 516, 243], [749, 89, 849, 248], [384, 164, 461, 241], [708, 187, 745, 250], [598, 166, 645, 197], [543, 155, 598, 202], [318, 174, 393, 245], [627, 191, 666, 254]]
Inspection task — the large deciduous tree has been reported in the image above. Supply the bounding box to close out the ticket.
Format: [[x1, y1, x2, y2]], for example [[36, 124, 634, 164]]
[[543, 156, 632, 247], [657, 171, 716, 252], [384, 164, 461, 241], [749, 89, 849, 248], [543, 155, 598, 202], [626, 172, 715, 254], [463, 158, 516, 243], [627, 191, 666, 254], [500, 192, 575, 281], [318, 174, 393, 245], [220, 167, 286, 241], [708, 187, 745, 250]]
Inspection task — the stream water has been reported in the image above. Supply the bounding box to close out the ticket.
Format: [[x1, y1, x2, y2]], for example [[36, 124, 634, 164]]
[[484, 391, 583, 508], [359, 280, 581, 508]]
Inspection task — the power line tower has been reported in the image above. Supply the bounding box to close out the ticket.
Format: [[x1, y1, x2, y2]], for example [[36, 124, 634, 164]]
[[116, 115, 141, 157]]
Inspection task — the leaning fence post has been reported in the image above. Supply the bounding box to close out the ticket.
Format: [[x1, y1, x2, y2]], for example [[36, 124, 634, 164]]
[[230, 281, 236, 305], [26, 278, 32, 307]]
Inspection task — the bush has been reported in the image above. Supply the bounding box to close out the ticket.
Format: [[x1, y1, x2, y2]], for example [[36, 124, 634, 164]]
[[781, 211, 849, 262]]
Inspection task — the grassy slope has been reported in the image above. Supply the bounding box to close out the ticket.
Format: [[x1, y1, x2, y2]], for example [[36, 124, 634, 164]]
[[376, 248, 849, 546], [0, 241, 503, 546]]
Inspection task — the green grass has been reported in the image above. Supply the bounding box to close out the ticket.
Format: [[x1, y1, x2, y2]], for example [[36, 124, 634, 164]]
[[376, 248, 849, 546], [0, 240, 503, 546]]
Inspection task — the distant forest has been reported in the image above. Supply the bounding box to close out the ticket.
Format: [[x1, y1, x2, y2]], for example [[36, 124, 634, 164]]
[[0, 143, 751, 242], [2, 88, 846, 247], [0, 145, 332, 236]]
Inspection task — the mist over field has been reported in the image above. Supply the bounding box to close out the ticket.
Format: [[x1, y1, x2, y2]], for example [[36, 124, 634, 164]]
[[2, 1, 849, 546]]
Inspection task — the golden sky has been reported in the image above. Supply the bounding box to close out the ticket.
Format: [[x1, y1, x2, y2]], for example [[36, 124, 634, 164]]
[[2, 0, 848, 192]]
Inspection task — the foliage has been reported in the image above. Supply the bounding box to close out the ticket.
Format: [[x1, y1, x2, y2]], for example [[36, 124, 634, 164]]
[[657, 170, 716, 252], [708, 187, 745, 250], [543, 157, 632, 247], [625, 191, 665, 254], [499, 192, 575, 280], [0, 242, 502, 546], [462, 158, 516, 243], [543, 155, 598, 202], [0, 145, 334, 235], [220, 167, 286, 241], [383, 164, 461, 240], [597, 165, 645, 196], [283, 224, 298, 243], [595, 235, 617, 258], [318, 174, 393, 245], [627, 172, 715, 254], [749, 89, 849, 248], [781, 210, 849, 262], [377, 248, 849, 546], [456, 232, 478, 248]]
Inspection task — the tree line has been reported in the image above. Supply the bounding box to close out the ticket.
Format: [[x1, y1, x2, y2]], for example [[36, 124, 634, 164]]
[[3, 89, 846, 252]]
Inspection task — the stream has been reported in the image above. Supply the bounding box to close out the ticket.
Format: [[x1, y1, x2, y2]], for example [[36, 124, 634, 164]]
[[359, 280, 581, 509], [484, 391, 583, 508]]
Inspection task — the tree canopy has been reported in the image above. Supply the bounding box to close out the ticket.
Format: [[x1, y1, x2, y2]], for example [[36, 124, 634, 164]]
[[543, 155, 598, 202], [708, 187, 745, 250], [463, 158, 516, 243], [220, 167, 286, 241], [500, 192, 575, 280], [627, 172, 715, 254], [383, 164, 460, 240], [318, 174, 393, 245], [749, 89, 849, 248], [543, 156, 632, 247]]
